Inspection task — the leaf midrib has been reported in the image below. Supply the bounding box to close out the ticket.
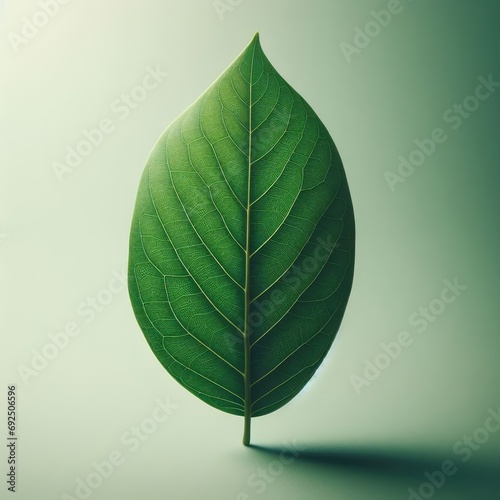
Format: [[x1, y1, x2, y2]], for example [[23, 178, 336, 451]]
[[243, 38, 257, 435]]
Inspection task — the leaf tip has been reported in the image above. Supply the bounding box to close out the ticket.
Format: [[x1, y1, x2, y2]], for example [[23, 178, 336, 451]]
[[250, 32, 261, 49]]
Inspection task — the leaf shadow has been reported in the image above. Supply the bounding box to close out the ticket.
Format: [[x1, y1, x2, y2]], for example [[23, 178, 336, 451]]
[[248, 443, 500, 489]]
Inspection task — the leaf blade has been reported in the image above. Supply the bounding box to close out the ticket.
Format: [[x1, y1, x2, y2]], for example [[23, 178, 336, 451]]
[[128, 33, 355, 434]]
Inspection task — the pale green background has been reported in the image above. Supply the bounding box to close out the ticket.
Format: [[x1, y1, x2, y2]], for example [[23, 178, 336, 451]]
[[1, 0, 499, 499]]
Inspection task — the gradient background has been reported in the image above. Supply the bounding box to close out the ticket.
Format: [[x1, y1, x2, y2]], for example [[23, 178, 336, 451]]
[[1, 1, 499, 499]]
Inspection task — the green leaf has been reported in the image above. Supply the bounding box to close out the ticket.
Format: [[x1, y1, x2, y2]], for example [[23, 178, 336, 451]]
[[128, 33, 355, 445]]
